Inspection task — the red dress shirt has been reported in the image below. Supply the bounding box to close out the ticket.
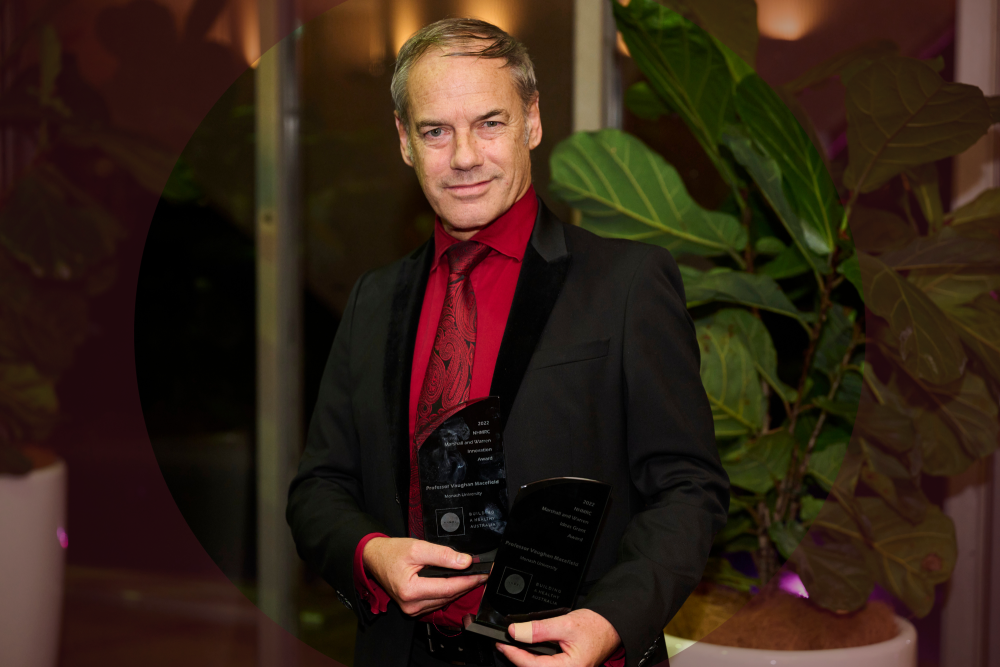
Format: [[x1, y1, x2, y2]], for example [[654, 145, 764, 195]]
[[351, 185, 625, 666]]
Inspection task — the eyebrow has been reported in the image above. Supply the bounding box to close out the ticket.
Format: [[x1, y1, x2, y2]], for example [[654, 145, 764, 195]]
[[415, 109, 509, 130]]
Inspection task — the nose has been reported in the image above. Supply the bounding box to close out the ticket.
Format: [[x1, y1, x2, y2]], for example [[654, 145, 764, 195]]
[[451, 129, 483, 171]]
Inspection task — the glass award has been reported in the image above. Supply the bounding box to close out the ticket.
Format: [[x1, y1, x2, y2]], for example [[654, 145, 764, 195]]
[[462, 477, 611, 655], [417, 396, 509, 578]]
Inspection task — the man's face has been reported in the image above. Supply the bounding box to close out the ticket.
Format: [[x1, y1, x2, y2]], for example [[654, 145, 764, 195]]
[[395, 49, 542, 240]]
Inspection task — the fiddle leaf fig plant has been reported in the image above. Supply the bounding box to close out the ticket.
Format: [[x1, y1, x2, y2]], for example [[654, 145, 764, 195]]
[[551, 0, 1000, 619]]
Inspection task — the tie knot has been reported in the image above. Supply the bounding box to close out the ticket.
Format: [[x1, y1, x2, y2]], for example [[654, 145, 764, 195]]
[[446, 241, 491, 276]]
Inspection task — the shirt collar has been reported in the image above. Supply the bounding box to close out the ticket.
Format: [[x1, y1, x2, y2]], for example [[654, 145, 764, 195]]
[[432, 184, 538, 270]]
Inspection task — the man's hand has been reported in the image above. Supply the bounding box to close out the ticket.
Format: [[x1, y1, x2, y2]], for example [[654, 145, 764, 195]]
[[362, 537, 487, 617], [495, 609, 621, 667]]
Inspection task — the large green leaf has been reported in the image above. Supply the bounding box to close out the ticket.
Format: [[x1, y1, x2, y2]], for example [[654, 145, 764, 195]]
[[880, 227, 1000, 272], [659, 0, 758, 68], [800, 495, 825, 524], [848, 205, 917, 254], [711, 34, 755, 84], [843, 57, 993, 193], [682, 266, 810, 325], [861, 498, 955, 617], [784, 40, 899, 93], [696, 322, 765, 437], [903, 164, 944, 232], [612, 0, 738, 184], [0, 362, 58, 444], [855, 387, 916, 454], [859, 252, 966, 385], [793, 523, 873, 613], [759, 244, 811, 280], [769, 520, 807, 560], [889, 364, 998, 473], [733, 76, 841, 256], [813, 396, 859, 422], [813, 304, 853, 378], [713, 308, 796, 401], [915, 404, 976, 475], [910, 272, 1000, 311], [809, 497, 955, 616], [702, 556, 759, 593], [754, 236, 786, 255], [721, 127, 828, 276], [624, 81, 672, 121], [0, 164, 121, 279], [722, 429, 795, 493], [923, 371, 999, 460], [915, 273, 1000, 382], [942, 294, 1000, 382], [836, 366, 864, 404], [859, 438, 929, 524], [806, 427, 850, 491], [947, 187, 1000, 225], [837, 253, 863, 300], [550, 130, 746, 257]]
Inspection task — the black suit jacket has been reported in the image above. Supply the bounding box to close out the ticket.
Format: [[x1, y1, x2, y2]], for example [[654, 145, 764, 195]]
[[286, 199, 729, 667]]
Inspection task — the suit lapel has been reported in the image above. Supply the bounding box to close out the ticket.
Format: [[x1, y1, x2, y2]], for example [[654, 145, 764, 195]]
[[490, 200, 571, 431], [383, 240, 434, 529]]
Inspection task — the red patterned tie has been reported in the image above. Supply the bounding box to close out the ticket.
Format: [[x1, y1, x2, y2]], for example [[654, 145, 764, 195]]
[[409, 240, 492, 539]]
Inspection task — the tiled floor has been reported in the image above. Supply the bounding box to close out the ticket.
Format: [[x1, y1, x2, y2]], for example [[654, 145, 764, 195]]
[[59, 567, 357, 666]]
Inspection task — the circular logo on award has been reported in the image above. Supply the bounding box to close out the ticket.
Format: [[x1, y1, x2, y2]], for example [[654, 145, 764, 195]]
[[504, 574, 525, 595], [440, 512, 461, 533]]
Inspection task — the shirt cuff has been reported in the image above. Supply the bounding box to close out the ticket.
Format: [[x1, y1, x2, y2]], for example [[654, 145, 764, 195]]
[[353, 532, 391, 614], [604, 644, 625, 667]]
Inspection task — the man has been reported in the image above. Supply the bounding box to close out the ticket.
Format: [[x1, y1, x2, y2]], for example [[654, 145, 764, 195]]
[[287, 18, 728, 667]]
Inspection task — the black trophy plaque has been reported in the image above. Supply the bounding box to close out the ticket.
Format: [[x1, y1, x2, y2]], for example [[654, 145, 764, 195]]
[[417, 396, 509, 578], [463, 477, 611, 655]]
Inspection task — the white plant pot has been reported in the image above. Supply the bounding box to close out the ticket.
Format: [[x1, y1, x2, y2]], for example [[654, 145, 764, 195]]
[[665, 616, 916, 667], [0, 454, 67, 667]]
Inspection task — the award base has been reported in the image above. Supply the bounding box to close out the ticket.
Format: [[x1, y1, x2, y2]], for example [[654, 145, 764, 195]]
[[418, 550, 496, 578], [462, 615, 561, 656]]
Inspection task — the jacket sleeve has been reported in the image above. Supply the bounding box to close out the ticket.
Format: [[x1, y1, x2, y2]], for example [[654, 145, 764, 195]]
[[286, 272, 391, 627], [580, 246, 730, 667]]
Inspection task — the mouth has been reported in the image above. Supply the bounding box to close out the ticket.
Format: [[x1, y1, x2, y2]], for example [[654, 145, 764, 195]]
[[445, 178, 494, 197]]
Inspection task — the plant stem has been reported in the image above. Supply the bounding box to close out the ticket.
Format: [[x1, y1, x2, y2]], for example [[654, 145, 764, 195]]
[[753, 500, 778, 585], [781, 326, 862, 523], [788, 273, 835, 432]]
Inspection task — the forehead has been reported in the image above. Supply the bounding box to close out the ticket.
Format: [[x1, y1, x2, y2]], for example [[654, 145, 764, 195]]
[[406, 50, 520, 122]]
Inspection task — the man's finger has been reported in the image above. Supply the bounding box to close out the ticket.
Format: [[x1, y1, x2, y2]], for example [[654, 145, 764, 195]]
[[509, 616, 571, 645], [406, 573, 487, 602], [412, 541, 474, 569], [509, 621, 533, 644]]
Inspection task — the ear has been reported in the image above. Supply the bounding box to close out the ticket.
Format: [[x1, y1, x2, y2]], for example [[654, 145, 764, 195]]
[[525, 93, 543, 150], [394, 112, 414, 167]]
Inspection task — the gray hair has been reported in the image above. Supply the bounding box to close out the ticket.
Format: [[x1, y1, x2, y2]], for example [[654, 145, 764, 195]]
[[391, 18, 538, 133]]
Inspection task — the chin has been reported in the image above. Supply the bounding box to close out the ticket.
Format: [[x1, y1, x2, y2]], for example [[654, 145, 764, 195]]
[[443, 204, 503, 230]]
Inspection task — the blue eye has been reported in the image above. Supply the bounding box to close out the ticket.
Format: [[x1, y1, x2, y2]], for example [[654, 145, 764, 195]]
[[427, 128, 443, 138], [484, 121, 500, 128]]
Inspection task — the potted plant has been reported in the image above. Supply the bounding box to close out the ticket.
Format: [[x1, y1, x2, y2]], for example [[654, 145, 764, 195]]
[[0, 19, 169, 666], [549, 0, 1000, 662]]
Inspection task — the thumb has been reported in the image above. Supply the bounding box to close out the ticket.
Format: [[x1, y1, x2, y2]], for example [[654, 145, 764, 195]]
[[413, 542, 473, 570], [509, 616, 568, 645]]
